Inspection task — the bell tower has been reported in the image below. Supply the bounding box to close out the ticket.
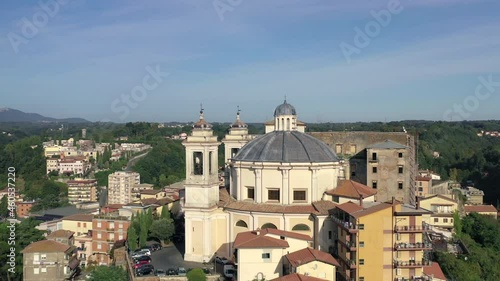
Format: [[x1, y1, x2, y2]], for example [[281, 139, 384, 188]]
[[183, 107, 221, 262]]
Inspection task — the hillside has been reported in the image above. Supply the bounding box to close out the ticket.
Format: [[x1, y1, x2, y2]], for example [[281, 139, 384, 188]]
[[0, 108, 89, 123]]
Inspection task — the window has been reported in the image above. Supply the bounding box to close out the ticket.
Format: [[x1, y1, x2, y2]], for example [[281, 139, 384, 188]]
[[336, 144, 342, 154], [350, 144, 357, 154], [398, 152, 403, 158], [97, 233, 102, 239], [41, 254, 46, 260], [351, 164, 356, 177], [292, 224, 310, 231], [451, 219, 454, 223], [97, 243, 102, 249], [236, 220, 248, 228], [372, 181, 377, 189], [193, 152, 203, 175], [293, 190, 306, 201], [372, 167, 378, 173], [97, 222, 101, 228], [268, 189, 280, 201], [119, 223, 123, 229], [109, 222, 114, 229], [396, 268, 401, 275], [83, 223, 87, 228], [247, 187, 255, 200], [41, 268, 47, 273], [434, 218, 439, 223], [119, 234, 123, 240], [34, 268, 40, 275], [360, 259, 365, 265], [209, 151, 213, 175], [398, 182, 404, 189], [372, 152, 377, 161], [358, 224, 365, 230], [231, 148, 239, 158], [261, 223, 277, 229], [328, 231, 332, 240], [398, 166, 404, 174], [419, 181, 423, 187], [443, 218, 448, 223], [77, 222, 81, 227], [396, 233, 401, 241], [360, 241, 365, 248], [418, 187, 423, 191], [262, 253, 271, 259]]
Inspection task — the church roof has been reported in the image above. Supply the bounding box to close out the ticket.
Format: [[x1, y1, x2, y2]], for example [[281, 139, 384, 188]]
[[270, 273, 328, 281], [325, 180, 376, 199], [274, 100, 297, 116], [234, 231, 289, 249], [233, 131, 339, 163]]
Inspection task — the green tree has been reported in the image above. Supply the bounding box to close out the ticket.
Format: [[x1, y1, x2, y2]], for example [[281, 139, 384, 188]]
[[127, 225, 138, 252], [186, 268, 207, 281], [0, 196, 8, 218], [453, 210, 462, 237], [88, 266, 127, 281], [139, 216, 147, 247], [160, 206, 171, 220], [146, 208, 153, 230], [150, 218, 175, 243]]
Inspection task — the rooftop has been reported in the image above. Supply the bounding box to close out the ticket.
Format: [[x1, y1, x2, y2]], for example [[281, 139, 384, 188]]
[[285, 247, 340, 267], [233, 230, 289, 249], [48, 229, 75, 239], [464, 205, 497, 213], [62, 213, 94, 222], [270, 273, 328, 281], [325, 180, 377, 199], [367, 139, 407, 149], [261, 228, 312, 241], [22, 240, 71, 253], [423, 262, 447, 280]]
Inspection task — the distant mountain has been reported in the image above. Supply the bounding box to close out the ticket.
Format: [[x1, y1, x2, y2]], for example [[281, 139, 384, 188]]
[[0, 108, 89, 123]]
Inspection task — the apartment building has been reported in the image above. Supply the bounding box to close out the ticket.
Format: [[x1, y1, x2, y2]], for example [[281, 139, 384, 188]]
[[419, 195, 458, 230], [22, 240, 80, 281], [46, 158, 60, 174], [107, 171, 140, 204], [131, 183, 154, 200], [68, 179, 98, 205], [464, 205, 498, 218], [416, 176, 432, 197], [330, 199, 432, 281], [61, 213, 94, 268], [91, 214, 131, 265], [16, 200, 36, 218]]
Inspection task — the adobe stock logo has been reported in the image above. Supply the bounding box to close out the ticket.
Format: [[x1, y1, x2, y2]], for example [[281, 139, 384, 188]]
[[7, 0, 71, 54], [213, 0, 243, 21], [339, 0, 406, 63], [443, 74, 500, 121], [110, 65, 170, 121]]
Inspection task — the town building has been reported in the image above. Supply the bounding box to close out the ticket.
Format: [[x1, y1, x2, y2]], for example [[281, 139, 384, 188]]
[[107, 171, 140, 204], [91, 214, 130, 265], [464, 204, 498, 218], [323, 180, 376, 204], [463, 187, 484, 205], [330, 199, 432, 281], [67, 179, 98, 205], [271, 274, 329, 281], [15, 200, 36, 218], [416, 176, 432, 197], [419, 195, 458, 230], [47, 230, 75, 245], [283, 247, 339, 280], [58, 156, 90, 176], [22, 240, 80, 281], [131, 183, 154, 200]]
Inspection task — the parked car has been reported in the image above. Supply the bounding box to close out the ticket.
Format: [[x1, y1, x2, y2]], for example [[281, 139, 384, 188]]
[[215, 256, 229, 264], [154, 269, 167, 277], [133, 255, 151, 263], [136, 264, 154, 276], [133, 260, 151, 269], [131, 249, 150, 258], [166, 268, 177, 275], [150, 243, 162, 251], [178, 267, 187, 276]]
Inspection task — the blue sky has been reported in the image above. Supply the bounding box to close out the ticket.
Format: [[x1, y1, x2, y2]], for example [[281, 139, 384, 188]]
[[1, 0, 499, 123]]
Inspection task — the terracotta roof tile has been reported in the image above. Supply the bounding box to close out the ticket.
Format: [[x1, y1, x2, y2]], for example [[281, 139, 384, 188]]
[[325, 180, 376, 199], [47, 230, 74, 239], [336, 202, 364, 214], [464, 205, 497, 213], [420, 194, 456, 203], [62, 214, 94, 222], [270, 273, 328, 281], [234, 231, 289, 249], [416, 176, 432, 181], [285, 247, 339, 267], [261, 228, 312, 241], [22, 240, 71, 253], [423, 262, 447, 280], [225, 200, 317, 214], [312, 201, 337, 215], [140, 189, 163, 195]]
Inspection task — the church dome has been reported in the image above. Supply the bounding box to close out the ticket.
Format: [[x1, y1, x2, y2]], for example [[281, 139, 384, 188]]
[[274, 100, 297, 117], [233, 131, 339, 163]]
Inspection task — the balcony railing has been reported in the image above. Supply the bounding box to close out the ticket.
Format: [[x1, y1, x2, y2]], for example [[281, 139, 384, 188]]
[[395, 242, 432, 251], [394, 259, 432, 268], [331, 216, 359, 233], [394, 224, 432, 233], [394, 276, 433, 281], [77, 247, 87, 251], [339, 239, 357, 251]]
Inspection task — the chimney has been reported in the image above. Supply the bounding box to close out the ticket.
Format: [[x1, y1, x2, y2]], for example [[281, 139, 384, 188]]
[[359, 194, 363, 207]]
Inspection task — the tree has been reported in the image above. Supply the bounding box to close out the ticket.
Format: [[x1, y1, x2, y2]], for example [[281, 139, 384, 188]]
[[0, 196, 8, 218], [160, 206, 171, 220], [139, 216, 148, 247], [145, 208, 153, 229], [150, 218, 175, 243], [127, 225, 138, 252], [88, 266, 127, 281], [186, 268, 207, 281], [453, 210, 462, 237]]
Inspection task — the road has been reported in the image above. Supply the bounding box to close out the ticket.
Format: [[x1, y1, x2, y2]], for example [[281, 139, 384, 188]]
[[125, 149, 151, 171]]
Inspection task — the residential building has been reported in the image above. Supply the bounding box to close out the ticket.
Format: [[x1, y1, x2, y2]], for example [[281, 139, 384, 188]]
[[61, 214, 94, 236], [416, 176, 432, 197], [44, 146, 62, 157], [283, 247, 339, 280], [464, 187, 484, 205], [271, 274, 328, 281], [16, 200, 36, 218], [423, 262, 447, 281], [22, 240, 80, 281], [47, 230, 75, 245], [46, 158, 60, 174], [139, 189, 167, 200], [464, 205, 498, 218], [419, 195, 458, 230], [323, 180, 376, 204], [58, 157, 90, 176], [67, 179, 98, 205], [107, 171, 140, 204], [131, 183, 154, 200], [233, 229, 312, 281], [91, 214, 130, 265], [330, 199, 432, 281]]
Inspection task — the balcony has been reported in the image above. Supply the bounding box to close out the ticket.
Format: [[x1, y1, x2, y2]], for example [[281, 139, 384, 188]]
[[394, 224, 432, 233], [394, 276, 433, 281], [339, 239, 357, 252], [338, 254, 357, 269], [331, 216, 359, 233], [395, 242, 432, 251], [394, 259, 432, 268], [106, 228, 115, 231], [77, 247, 87, 251]]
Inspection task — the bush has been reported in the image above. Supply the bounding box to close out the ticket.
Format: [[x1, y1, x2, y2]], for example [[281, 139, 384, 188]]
[[186, 268, 207, 281]]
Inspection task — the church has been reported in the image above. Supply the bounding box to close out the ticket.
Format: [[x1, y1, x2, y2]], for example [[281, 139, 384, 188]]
[[182, 100, 373, 263]]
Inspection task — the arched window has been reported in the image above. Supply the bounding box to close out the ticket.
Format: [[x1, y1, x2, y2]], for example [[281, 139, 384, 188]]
[[286, 118, 290, 131], [292, 224, 310, 231], [235, 220, 248, 228], [261, 223, 278, 229]]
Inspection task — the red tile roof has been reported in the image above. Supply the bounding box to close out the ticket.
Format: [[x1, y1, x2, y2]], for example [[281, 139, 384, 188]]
[[464, 205, 497, 213], [312, 201, 337, 215], [47, 230, 74, 239], [285, 247, 339, 267], [336, 201, 393, 218], [62, 214, 94, 222], [140, 189, 164, 195], [261, 228, 312, 241], [22, 240, 71, 253], [233, 231, 289, 249], [325, 180, 376, 199], [416, 176, 432, 181], [423, 262, 447, 280], [270, 273, 328, 281], [336, 201, 364, 214]]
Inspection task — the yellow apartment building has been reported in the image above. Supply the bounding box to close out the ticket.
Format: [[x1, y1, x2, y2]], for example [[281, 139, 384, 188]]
[[419, 195, 458, 230], [331, 199, 432, 281]]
